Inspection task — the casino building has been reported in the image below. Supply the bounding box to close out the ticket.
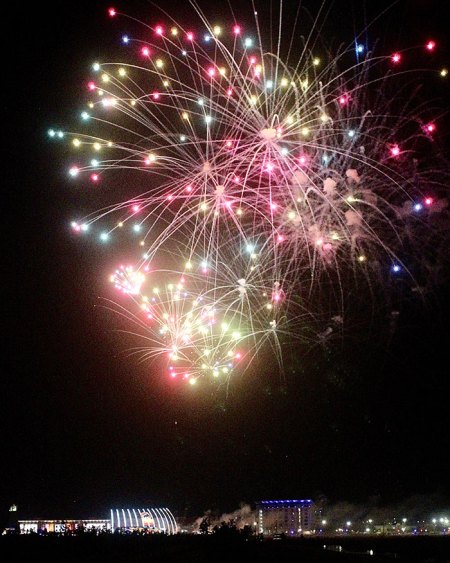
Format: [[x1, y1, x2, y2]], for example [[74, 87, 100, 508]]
[[256, 499, 315, 536], [18, 507, 178, 535]]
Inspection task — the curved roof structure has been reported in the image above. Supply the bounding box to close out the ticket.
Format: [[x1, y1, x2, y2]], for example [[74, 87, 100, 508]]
[[110, 508, 177, 534]]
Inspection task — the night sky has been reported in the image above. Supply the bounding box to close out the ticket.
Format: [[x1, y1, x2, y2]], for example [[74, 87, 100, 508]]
[[3, 0, 449, 521]]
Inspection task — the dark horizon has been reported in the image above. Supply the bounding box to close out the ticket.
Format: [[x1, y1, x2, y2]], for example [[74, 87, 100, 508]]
[[3, 0, 449, 521]]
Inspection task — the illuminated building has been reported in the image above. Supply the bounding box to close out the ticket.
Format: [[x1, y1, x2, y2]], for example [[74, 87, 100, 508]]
[[19, 518, 109, 534], [18, 507, 178, 534], [256, 499, 315, 536], [110, 507, 177, 533]]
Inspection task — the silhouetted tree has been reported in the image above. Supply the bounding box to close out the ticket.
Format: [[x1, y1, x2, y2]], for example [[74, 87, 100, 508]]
[[240, 524, 254, 540], [199, 517, 210, 535], [212, 520, 240, 540]]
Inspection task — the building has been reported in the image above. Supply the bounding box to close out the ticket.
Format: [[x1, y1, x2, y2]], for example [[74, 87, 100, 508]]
[[18, 518, 109, 534], [110, 507, 177, 534], [17, 507, 178, 535], [256, 499, 315, 536]]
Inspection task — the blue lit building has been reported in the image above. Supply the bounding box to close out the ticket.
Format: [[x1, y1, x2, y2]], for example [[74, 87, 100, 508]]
[[256, 499, 315, 536]]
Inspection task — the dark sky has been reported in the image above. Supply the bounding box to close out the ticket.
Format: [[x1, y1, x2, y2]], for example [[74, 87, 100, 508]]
[[3, 0, 449, 521]]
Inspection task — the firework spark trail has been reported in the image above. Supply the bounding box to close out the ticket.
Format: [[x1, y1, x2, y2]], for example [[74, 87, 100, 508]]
[[49, 2, 449, 384]]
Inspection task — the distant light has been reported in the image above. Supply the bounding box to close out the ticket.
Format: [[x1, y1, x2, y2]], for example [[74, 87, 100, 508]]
[[141, 46, 150, 57], [133, 224, 141, 232], [338, 94, 349, 106], [348, 129, 355, 138], [108, 7, 116, 17], [244, 38, 253, 48], [313, 57, 320, 66], [81, 111, 90, 120], [265, 80, 273, 89], [426, 40, 436, 51], [87, 81, 96, 91], [414, 203, 423, 212], [92, 62, 101, 72], [392, 264, 401, 273], [48, 129, 55, 137], [91, 159, 99, 167], [186, 32, 194, 41], [204, 115, 212, 125], [425, 122, 436, 133], [122, 35, 129, 44], [440, 68, 448, 77], [204, 34, 211, 42], [171, 27, 178, 36], [90, 173, 99, 182], [69, 166, 79, 177], [155, 25, 164, 36], [391, 52, 401, 63], [100, 232, 109, 242], [424, 197, 433, 206], [57, 131, 64, 138], [213, 25, 221, 36], [233, 25, 241, 35], [356, 44, 364, 54]]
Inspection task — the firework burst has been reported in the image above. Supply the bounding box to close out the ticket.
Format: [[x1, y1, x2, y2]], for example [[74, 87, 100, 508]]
[[49, 1, 449, 385]]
